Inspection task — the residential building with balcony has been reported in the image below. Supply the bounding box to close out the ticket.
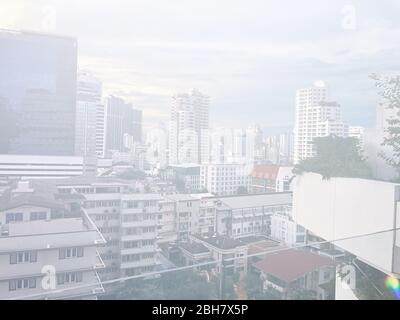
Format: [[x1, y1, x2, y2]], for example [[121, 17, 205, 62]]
[[55, 178, 162, 282], [164, 194, 200, 241], [0, 180, 105, 300], [190, 235, 248, 276], [119, 194, 162, 277], [213, 193, 293, 239]]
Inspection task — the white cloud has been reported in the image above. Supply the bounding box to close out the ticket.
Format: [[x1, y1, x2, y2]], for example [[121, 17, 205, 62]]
[[1, 0, 400, 128]]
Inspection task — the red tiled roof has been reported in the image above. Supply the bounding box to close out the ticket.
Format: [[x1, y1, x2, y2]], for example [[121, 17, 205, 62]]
[[251, 165, 280, 179], [252, 249, 334, 283]]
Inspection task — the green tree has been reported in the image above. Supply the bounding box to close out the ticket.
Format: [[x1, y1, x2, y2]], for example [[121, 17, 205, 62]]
[[245, 272, 264, 299], [114, 278, 163, 300], [218, 273, 238, 300], [254, 285, 282, 300], [371, 74, 400, 181], [116, 168, 146, 180], [161, 270, 217, 300], [116, 270, 218, 300], [294, 135, 372, 179]]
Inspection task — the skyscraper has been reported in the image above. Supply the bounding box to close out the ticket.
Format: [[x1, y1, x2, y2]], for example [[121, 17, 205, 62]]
[[0, 29, 77, 156], [75, 71, 104, 158], [293, 81, 348, 163], [104, 96, 143, 155], [168, 89, 209, 165]]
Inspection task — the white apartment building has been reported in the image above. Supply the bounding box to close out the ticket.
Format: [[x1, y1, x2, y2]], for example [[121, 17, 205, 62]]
[[75, 71, 104, 158], [0, 181, 105, 300], [348, 126, 365, 145], [294, 81, 348, 164], [119, 194, 162, 277], [200, 163, 252, 196], [0, 154, 96, 179], [56, 178, 162, 282], [168, 89, 210, 165], [214, 193, 293, 239], [270, 212, 306, 246], [164, 194, 200, 241], [190, 235, 248, 276], [190, 193, 216, 236], [158, 199, 178, 244]]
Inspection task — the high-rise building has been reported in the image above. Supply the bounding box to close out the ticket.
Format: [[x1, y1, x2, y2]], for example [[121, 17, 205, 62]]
[[200, 163, 252, 196], [0, 29, 77, 156], [245, 125, 264, 164], [168, 89, 210, 164], [96, 99, 107, 158], [278, 132, 294, 164], [75, 71, 104, 158], [265, 132, 294, 165], [104, 96, 143, 155], [208, 127, 263, 165], [145, 123, 168, 169], [294, 81, 348, 163]]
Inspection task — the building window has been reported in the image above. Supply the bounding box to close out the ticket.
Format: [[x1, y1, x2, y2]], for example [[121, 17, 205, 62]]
[[5, 212, 23, 224], [9, 278, 36, 291], [323, 270, 331, 280], [10, 251, 37, 264], [30, 211, 47, 221], [57, 272, 83, 285], [59, 247, 84, 259], [123, 241, 139, 249]]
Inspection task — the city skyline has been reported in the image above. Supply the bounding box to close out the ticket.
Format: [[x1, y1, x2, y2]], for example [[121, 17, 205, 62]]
[[1, 1, 400, 303], [2, 1, 400, 130]]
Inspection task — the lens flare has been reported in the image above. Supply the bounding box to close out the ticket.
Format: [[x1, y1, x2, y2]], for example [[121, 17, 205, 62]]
[[385, 276, 400, 299]]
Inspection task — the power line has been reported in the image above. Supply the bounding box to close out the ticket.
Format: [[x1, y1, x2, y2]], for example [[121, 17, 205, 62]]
[[9, 226, 400, 300]]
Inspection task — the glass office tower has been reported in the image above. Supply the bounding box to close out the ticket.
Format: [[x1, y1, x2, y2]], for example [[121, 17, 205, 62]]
[[0, 29, 77, 156]]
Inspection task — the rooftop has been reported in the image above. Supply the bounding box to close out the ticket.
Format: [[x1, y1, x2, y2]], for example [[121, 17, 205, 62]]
[[216, 192, 292, 209], [165, 194, 197, 202], [193, 235, 247, 250], [179, 242, 210, 255], [253, 249, 334, 283], [251, 165, 280, 179], [55, 176, 132, 186], [2, 217, 93, 237], [121, 193, 163, 201], [0, 180, 65, 211], [168, 163, 200, 169], [189, 193, 215, 199]]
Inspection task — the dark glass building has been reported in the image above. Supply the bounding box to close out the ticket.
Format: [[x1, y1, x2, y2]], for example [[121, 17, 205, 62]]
[[0, 29, 77, 156], [104, 96, 143, 154]]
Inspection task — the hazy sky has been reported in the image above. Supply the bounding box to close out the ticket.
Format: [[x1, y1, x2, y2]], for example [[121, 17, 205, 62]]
[[1, 0, 400, 133]]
